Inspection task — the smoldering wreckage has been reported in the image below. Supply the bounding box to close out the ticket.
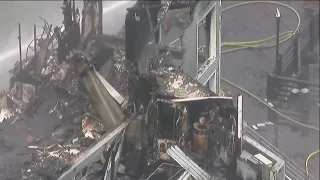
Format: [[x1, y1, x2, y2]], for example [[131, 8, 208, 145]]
[[0, 1, 243, 180]]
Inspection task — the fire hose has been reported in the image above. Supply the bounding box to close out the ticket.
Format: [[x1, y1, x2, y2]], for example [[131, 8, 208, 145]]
[[169, 1, 319, 131], [305, 150, 320, 177]]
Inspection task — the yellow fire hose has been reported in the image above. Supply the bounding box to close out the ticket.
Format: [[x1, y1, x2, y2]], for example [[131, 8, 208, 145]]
[[220, 1, 300, 53], [305, 150, 320, 178], [169, 1, 319, 131]]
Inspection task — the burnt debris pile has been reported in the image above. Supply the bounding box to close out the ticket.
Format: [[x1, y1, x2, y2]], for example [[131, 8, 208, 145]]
[[0, 0, 131, 179], [1, 1, 243, 180]]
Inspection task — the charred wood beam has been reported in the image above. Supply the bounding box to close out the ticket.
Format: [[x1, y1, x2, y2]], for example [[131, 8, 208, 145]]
[[58, 7, 81, 58], [125, 11, 137, 62], [81, 0, 103, 48], [63, 0, 73, 30], [18, 23, 23, 100], [34, 25, 37, 74], [55, 27, 67, 63], [35, 32, 57, 75]]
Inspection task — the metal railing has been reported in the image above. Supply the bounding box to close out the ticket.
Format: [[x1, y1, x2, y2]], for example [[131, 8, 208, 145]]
[[281, 9, 319, 75], [246, 126, 312, 180], [266, 8, 319, 131]]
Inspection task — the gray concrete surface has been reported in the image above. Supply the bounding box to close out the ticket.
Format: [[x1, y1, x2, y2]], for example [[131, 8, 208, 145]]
[[219, 1, 319, 179]]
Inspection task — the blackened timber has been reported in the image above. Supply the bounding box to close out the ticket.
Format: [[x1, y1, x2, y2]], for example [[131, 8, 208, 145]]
[[80, 0, 103, 48], [18, 23, 23, 100], [68, 9, 81, 51], [63, 0, 73, 30], [35, 32, 57, 74], [55, 27, 67, 63], [34, 25, 37, 71], [125, 11, 136, 62]]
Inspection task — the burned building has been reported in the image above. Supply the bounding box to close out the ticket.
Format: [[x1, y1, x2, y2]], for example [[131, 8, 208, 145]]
[[0, 0, 313, 180]]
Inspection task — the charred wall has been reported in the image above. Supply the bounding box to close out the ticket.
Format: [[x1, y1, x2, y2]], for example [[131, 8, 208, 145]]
[[81, 0, 103, 50], [125, 1, 161, 62]]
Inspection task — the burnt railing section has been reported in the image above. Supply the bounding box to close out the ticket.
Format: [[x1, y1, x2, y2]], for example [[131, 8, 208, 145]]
[[281, 10, 319, 76], [266, 9, 319, 132]]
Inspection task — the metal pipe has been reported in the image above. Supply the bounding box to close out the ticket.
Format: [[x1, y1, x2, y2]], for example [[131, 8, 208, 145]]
[[275, 8, 282, 76], [18, 23, 23, 100], [293, 29, 300, 75], [309, 14, 314, 51], [266, 73, 278, 125], [274, 9, 281, 149]]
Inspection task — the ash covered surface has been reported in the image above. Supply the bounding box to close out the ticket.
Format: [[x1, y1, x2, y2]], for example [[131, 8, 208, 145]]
[[0, 40, 127, 179], [151, 66, 215, 98], [102, 43, 136, 100], [0, 1, 133, 178]]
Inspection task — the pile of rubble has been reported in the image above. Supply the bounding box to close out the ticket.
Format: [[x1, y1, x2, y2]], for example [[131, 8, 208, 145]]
[[0, 50, 119, 179]]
